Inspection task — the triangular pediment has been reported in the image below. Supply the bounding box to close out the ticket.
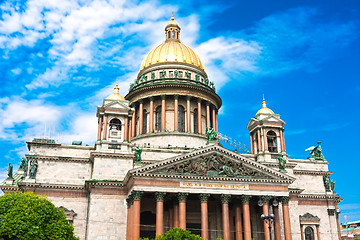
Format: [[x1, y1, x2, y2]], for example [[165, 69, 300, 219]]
[[103, 101, 131, 111], [247, 114, 285, 130], [130, 145, 294, 184]]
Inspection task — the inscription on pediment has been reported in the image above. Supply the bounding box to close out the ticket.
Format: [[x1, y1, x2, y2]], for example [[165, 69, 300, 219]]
[[152, 154, 271, 179]]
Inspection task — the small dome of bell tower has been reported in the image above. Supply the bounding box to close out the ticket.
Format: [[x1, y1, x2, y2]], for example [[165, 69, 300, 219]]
[[165, 15, 181, 42]]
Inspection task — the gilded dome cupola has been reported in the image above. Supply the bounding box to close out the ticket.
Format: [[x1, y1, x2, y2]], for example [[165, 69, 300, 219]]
[[165, 16, 181, 42]]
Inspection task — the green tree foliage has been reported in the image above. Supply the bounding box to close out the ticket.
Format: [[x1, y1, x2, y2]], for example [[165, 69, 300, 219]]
[[139, 228, 207, 240], [0, 192, 78, 240]]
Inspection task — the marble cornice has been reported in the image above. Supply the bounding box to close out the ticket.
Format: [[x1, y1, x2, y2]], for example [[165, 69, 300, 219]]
[[85, 180, 124, 189], [293, 169, 332, 176], [262, 162, 297, 169], [26, 155, 90, 163], [289, 188, 304, 195], [90, 152, 134, 160], [18, 182, 85, 191], [298, 193, 342, 202]]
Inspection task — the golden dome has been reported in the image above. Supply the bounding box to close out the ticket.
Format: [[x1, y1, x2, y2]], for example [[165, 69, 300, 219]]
[[139, 17, 204, 71], [255, 96, 274, 117], [106, 84, 125, 101]]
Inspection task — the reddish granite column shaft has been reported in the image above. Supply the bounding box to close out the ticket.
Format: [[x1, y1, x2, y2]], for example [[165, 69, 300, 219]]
[[263, 203, 271, 240], [300, 225, 304, 240], [179, 201, 186, 229], [273, 205, 281, 240], [174, 96, 178, 131], [197, 100, 202, 134], [102, 115, 108, 139], [161, 96, 166, 131], [263, 128, 268, 151], [316, 225, 320, 240], [201, 201, 209, 239], [212, 108, 216, 129], [234, 203, 243, 240], [222, 202, 230, 240], [139, 101, 144, 134], [131, 109, 136, 137], [133, 200, 141, 240], [206, 103, 210, 128], [124, 117, 128, 141], [128, 118, 132, 141], [126, 205, 130, 240], [186, 97, 191, 132], [215, 110, 219, 132], [250, 134, 254, 154], [242, 196, 252, 240], [129, 203, 133, 240], [174, 202, 179, 228], [149, 98, 154, 133], [156, 200, 164, 236], [282, 198, 292, 240], [97, 116, 102, 141], [257, 129, 261, 152]]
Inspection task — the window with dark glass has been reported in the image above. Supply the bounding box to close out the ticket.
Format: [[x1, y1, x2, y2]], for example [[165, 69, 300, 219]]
[[178, 105, 185, 132], [267, 130, 277, 152], [109, 118, 121, 130], [305, 226, 314, 240], [155, 106, 161, 131], [193, 108, 198, 133]]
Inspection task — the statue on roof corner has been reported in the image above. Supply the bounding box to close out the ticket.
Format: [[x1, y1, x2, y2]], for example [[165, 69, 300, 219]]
[[134, 146, 142, 163], [278, 155, 286, 172], [7, 163, 13, 179], [306, 141, 325, 160], [19, 157, 26, 170], [206, 127, 217, 141]]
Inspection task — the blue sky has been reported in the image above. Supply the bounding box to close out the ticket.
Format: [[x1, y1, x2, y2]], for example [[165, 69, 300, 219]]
[[0, 0, 359, 222]]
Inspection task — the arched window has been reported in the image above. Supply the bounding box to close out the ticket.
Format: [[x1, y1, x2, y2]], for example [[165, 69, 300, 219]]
[[155, 106, 161, 131], [143, 109, 147, 134], [193, 108, 198, 133], [267, 130, 277, 152], [172, 31, 175, 38], [178, 105, 185, 132], [305, 226, 314, 240], [109, 118, 121, 130], [167, 31, 171, 39]]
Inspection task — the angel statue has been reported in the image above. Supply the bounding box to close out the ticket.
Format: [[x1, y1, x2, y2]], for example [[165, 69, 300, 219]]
[[206, 127, 217, 141], [134, 146, 142, 163], [7, 163, 13, 179], [306, 141, 325, 160]]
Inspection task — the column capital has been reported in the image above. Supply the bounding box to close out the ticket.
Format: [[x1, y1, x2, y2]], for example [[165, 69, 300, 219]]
[[155, 192, 166, 201], [132, 191, 143, 201], [186, 96, 191, 100], [197, 98, 202, 103], [241, 195, 252, 204], [174, 95, 179, 99], [177, 192, 188, 202], [260, 195, 271, 204], [199, 193, 210, 203], [126, 197, 134, 208], [281, 196, 290, 205], [149, 96, 154, 101], [161, 95, 166, 100], [220, 194, 231, 204]]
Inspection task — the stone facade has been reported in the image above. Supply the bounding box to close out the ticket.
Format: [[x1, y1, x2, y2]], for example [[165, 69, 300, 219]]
[[1, 17, 341, 240]]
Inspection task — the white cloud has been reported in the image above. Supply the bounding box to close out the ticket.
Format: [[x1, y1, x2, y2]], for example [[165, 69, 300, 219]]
[[196, 37, 261, 89], [0, 98, 62, 140]]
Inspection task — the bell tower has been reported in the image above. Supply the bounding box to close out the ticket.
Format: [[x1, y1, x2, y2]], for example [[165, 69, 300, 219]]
[[246, 96, 287, 161]]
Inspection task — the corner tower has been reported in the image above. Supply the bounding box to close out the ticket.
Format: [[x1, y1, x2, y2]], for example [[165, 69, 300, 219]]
[[125, 17, 222, 151], [247, 97, 287, 161]]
